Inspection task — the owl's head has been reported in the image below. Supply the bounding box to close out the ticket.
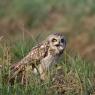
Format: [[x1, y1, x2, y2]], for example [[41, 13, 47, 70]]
[[47, 33, 66, 54]]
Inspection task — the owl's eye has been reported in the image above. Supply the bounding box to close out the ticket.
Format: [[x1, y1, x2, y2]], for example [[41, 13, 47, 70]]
[[61, 38, 65, 43], [52, 38, 57, 42]]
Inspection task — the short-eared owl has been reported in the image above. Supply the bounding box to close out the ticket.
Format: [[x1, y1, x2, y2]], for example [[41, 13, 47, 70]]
[[10, 33, 66, 83]]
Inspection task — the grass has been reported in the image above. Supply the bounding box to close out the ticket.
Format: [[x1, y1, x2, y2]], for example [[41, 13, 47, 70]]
[[0, 37, 95, 95], [0, 0, 95, 94]]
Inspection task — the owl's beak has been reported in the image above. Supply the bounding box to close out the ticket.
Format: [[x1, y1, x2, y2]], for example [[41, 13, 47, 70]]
[[55, 40, 66, 50], [55, 43, 64, 50], [55, 44, 60, 47]]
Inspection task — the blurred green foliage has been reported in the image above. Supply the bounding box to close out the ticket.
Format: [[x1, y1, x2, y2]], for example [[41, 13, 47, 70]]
[[0, 0, 95, 26]]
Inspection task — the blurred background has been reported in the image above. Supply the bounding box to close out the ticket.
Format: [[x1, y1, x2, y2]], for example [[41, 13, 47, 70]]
[[0, 0, 95, 61]]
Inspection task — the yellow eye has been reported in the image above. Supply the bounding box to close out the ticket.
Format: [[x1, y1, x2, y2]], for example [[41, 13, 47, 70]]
[[52, 38, 57, 42]]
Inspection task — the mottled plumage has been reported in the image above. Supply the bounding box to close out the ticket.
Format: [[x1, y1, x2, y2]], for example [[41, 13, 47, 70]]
[[9, 33, 66, 84]]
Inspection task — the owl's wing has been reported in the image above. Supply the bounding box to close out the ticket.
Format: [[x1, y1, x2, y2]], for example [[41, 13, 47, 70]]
[[29, 42, 49, 61], [9, 42, 49, 83], [11, 41, 49, 69]]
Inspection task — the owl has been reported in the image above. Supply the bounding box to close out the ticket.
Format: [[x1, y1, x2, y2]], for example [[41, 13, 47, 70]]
[[9, 33, 66, 84]]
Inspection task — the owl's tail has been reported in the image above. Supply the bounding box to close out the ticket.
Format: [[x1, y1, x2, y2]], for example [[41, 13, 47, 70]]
[[9, 62, 33, 85]]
